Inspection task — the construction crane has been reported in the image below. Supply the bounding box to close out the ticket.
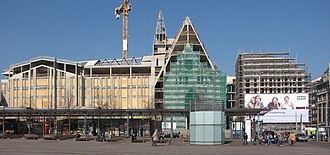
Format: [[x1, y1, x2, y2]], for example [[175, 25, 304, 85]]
[[115, 0, 132, 64]]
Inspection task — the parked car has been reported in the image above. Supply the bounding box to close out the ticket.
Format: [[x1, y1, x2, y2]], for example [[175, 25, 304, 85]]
[[296, 133, 308, 142], [317, 132, 328, 141], [308, 133, 328, 141]]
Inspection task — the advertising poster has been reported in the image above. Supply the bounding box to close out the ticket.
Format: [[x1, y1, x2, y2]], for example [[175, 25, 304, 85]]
[[244, 94, 309, 123]]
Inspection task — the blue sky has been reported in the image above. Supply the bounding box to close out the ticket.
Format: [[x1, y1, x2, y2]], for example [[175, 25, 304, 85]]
[[0, 0, 329, 78]]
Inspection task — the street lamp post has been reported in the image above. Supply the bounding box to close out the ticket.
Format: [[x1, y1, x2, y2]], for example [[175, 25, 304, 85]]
[[256, 72, 263, 138]]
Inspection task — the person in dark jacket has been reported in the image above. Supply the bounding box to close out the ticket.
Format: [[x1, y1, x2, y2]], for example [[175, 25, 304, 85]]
[[243, 133, 248, 145]]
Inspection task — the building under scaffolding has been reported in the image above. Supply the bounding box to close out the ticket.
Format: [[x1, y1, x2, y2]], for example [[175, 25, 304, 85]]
[[234, 51, 310, 138], [235, 51, 310, 108], [0, 10, 226, 136], [163, 44, 226, 130]]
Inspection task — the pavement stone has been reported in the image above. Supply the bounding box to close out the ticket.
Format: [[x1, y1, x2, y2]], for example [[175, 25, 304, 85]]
[[0, 138, 329, 155]]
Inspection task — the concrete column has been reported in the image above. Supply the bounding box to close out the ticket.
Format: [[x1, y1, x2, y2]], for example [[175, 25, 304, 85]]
[[4, 80, 9, 107], [127, 114, 130, 137], [150, 56, 155, 109], [33, 68, 36, 108], [90, 68, 92, 108], [28, 61, 31, 108], [9, 78, 13, 107], [53, 58, 57, 134], [81, 68, 85, 107], [105, 77, 108, 108], [110, 77, 113, 109], [53, 58, 57, 110], [46, 68, 49, 109], [49, 68, 52, 109], [84, 114, 87, 137], [130, 67, 133, 109], [75, 63, 78, 107], [119, 77, 122, 109], [65, 75, 70, 109], [19, 74, 23, 107], [171, 113, 174, 138], [57, 69, 61, 108], [245, 118, 252, 142], [135, 77, 138, 108], [131, 114, 134, 135], [109, 67, 112, 109], [64, 64, 67, 109]]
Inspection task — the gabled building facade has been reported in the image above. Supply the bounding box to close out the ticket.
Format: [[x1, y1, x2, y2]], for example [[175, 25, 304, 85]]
[[1, 10, 227, 135]]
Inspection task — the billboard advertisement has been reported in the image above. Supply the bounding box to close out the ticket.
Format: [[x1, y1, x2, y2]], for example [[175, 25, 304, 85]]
[[244, 94, 309, 123]]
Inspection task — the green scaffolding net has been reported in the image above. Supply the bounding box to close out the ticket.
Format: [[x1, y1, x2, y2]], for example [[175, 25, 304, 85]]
[[163, 44, 226, 129]]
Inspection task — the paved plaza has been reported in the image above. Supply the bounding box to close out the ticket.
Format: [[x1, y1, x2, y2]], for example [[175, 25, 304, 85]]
[[0, 138, 329, 155]]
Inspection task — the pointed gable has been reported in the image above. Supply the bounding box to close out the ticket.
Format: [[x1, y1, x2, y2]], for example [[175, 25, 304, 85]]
[[153, 16, 216, 87], [169, 17, 214, 68]]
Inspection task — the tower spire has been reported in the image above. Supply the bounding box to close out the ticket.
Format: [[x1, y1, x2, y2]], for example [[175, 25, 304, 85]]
[[154, 8, 167, 43]]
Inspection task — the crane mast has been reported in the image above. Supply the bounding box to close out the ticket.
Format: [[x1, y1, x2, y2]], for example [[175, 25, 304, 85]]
[[115, 0, 132, 64]]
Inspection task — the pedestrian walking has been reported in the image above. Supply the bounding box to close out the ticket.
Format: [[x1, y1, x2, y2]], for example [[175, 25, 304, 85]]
[[252, 134, 258, 145], [243, 133, 248, 145], [152, 129, 158, 146], [289, 132, 296, 146], [278, 133, 284, 146], [267, 134, 272, 145]]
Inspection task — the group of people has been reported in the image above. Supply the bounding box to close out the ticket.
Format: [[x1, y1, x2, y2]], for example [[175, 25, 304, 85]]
[[246, 95, 295, 110], [244, 131, 297, 146], [151, 129, 181, 146]]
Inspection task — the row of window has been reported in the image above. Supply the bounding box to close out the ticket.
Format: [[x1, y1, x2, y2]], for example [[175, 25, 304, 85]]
[[7, 86, 150, 90], [244, 82, 304, 87], [243, 88, 304, 93]]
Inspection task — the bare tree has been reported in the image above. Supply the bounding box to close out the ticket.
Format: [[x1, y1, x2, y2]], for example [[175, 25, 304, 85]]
[[64, 87, 74, 135]]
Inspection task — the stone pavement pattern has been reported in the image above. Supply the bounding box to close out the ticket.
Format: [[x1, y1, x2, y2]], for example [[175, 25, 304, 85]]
[[0, 138, 329, 155]]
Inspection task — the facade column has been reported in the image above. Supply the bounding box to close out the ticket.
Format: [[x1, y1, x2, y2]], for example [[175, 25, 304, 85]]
[[127, 114, 130, 137], [9, 76, 13, 107], [84, 114, 87, 139], [53, 58, 57, 110], [150, 56, 155, 109], [90, 68, 92, 108], [171, 113, 173, 138], [48, 68, 52, 109], [19, 74, 23, 107], [28, 60, 31, 108], [75, 63, 79, 107], [33, 68, 36, 108], [81, 68, 85, 107]]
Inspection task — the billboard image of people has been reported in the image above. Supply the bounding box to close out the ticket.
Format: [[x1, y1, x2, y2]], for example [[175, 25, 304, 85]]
[[244, 94, 309, 123], [245, 95, 264, 109]]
